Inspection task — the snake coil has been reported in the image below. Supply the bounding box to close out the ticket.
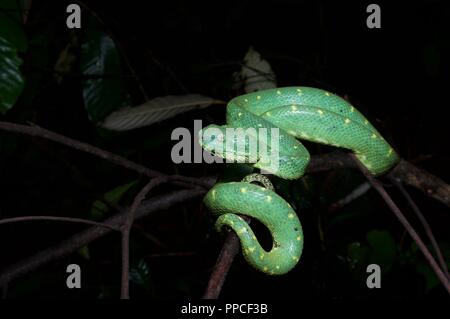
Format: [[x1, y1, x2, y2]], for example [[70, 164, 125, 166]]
[[200, 87, 399, 275]]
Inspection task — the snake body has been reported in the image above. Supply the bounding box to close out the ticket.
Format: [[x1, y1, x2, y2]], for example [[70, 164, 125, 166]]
[[200, 87, 399, 275]]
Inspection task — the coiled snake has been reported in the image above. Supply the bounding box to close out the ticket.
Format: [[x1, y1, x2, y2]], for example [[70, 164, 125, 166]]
[[199, 87, 399, 275]]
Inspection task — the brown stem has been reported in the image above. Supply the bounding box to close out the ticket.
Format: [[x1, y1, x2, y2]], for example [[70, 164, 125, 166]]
[[0, 188, 205, 287], [0, 121, 212, 189], [203, 215, 250, 299], [350, 155, 450, 294], [120, 177, 167, 299], [0, 216, 119, 231], [389, 176, 450, 280]]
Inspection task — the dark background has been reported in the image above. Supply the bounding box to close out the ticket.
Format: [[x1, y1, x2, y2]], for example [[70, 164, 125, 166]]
[[0, 0, 449, 299]]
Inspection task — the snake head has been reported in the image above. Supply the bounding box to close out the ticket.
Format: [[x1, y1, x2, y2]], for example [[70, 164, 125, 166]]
[[198, 124, 227, 158]]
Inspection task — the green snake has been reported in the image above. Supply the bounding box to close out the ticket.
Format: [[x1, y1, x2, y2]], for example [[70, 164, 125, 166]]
[[199, 86, 399, 275]]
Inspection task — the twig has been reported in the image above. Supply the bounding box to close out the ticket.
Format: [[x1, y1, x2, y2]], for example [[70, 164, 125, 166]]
[[203, 218, 250, 299], [0, 216, 119, 231], [0, 188, 205, 287], [306, 153, 450, 208], [0, 121, 448, 205], [203, 232, 241, 299], [389, 176, 450, 280], [328, 182, 371, 213], [350, 154, 450, 294], [0, 121, 212, 189], [120, 177, 167, 299]]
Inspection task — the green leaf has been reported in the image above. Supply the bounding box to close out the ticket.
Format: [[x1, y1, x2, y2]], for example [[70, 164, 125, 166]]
[[90, 180, 138, 219], [347, 241, 369, 270], [0, 0, 27, 52], [366, 229, 397, 273], [416, 262, 440, 292], [80, 30, 127, 122], [77, 246, 91, 260], [130, 259, 153, 291], [0, 36, 25, 113]]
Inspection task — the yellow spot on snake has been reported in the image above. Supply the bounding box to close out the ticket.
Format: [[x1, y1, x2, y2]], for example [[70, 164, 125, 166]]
[[248, 247, 255, 253], [244, 249, 248, 254], [260, 253, 265, 260], [240, 187, 247, 193], [372, 133, 377, 139], [350, 106, 355, 112], [239, 227, 247, 234], [266, 112, 272, 117], [288, 213, 295, 219], [297, 235, 302, 241], [257, 95, 261, 100], [244, 98, 248, 102], [345, 118, 351, 124], [288, 130, 296, 135], [296, 88, 302, 92], [263, 266, 268, 272], [258, 124, 262, 127], [277, 90, 282, 95], [238, 112, 242, 117], [291, 105, 298, 111], [325, 92, 330, 96], [229, 220, 234, 225], [315, 138, 327, 144], [387, 148, 393, 156], [266, 196, 272, 203], [364, 119, 369, 125], [252, 235, 257, 240], [300, 132, 310, 138], [317, 109, 324, 115], [211, 190, 216, 200], [294, 145, 298, 149], [292, 256, 299, 261], [276, 265, 280, 270]]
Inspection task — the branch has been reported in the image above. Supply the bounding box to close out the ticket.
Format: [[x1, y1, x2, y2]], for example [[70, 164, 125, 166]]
[[307, 153, 450, 208], [203, 232, 241, 299], [389, 177, 450, 280], [0, 216, 119, 231], [350, 155, 450, 294], [1, 121, 447, 205], [120, 177, 167, 299], [328, 182, 371, 213], [203, 216, 251, 299], [0, 121, 213, 189], [0, 188, 205, 287]]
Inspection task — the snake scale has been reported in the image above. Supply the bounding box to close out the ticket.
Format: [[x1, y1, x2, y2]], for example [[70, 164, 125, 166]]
[[199, 87, 399, 275]]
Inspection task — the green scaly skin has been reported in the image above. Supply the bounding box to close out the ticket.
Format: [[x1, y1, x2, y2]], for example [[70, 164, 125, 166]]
[[200, 87, 400, 275]]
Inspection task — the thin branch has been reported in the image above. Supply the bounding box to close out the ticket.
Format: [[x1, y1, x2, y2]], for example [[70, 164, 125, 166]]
[[389, 176, 450, 280], [0, 216, 119, 231], [120, 177, 167, 299], [1, 121, 448, 205], [0, 121, 212, 189], [203, 217, 250, 299], [203, 231, 241, 299], [328, 182, 371, 213], [350, 154, 450, 294], [306, 153, 450, 208], [0, 188, 205, 287]]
